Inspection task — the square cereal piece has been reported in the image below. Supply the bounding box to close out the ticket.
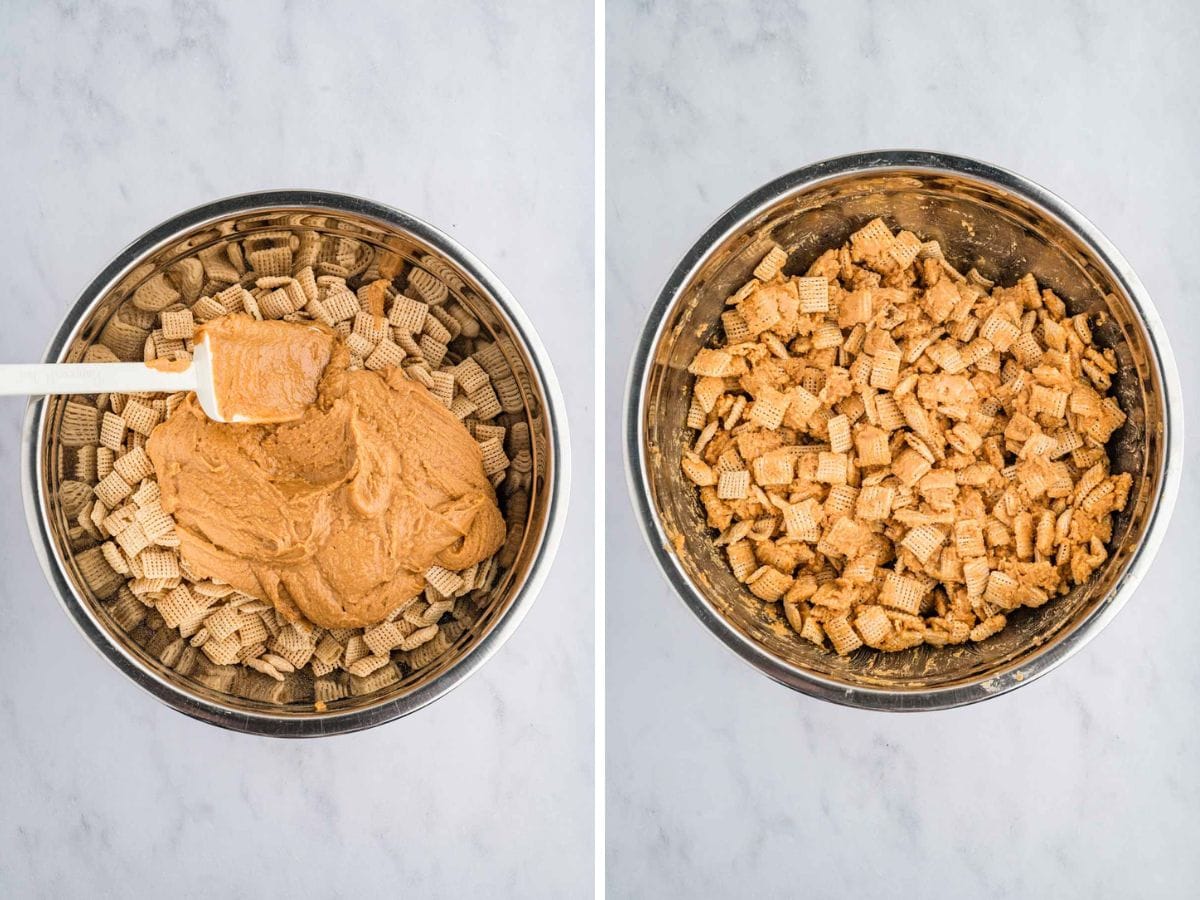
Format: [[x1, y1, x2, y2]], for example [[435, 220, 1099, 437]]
[[780, 500, 819, 543], [875, 394, 906, 431], [121, 399, 163, 437], [869, 349, 901, 390], [738, 289, 781, 334], [1030, 385, 1069, 419], [811, 323, 843, 350], [824, 484, 858, 517], [827, 414, 852, 453], [99, 412, 127, 452], [139, 548, 180, 580], [815, 451, 848, 485], [900, 524, 946, 563], [782, 386, 821, 429], [855, 424, 891, 467], [854, 605, 893, 647], [879, 571, 926, 615], [892, 448, 932, 487], [824, 615, 864, 656], [888, 230, 922, 269], [748, 387, 790, 430], [753, 245, 788, 281], [980, 313, 1021, 352], [984, 570, 1019, 608], [452, 358, 490, 394], [716, 469, 750, 500], [689, 348, 737, 377], [721, 310, 751, 343], [747, 566, 792, 601], [851, 218, 895, 257], [751, 450, 794, 486], [94, 471, 133, 508], [855, 484, 894, 521], [796, 277, 830, 314], [364, 338, 406, 371], [726, 541, 757, 582]]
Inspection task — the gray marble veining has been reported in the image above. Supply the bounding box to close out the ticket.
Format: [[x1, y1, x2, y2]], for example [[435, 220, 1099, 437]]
[[606, 1, 1199, 897], [0, 2, 593, 897]]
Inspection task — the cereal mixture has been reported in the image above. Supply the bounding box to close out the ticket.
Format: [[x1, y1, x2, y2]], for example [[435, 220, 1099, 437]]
[[681, 219, 1131, 655], [58, 230, 537, 703]]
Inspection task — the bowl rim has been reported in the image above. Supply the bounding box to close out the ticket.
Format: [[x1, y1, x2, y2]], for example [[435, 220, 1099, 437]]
[[626, 150, 1183, 711], [22, 188, 571, 737]]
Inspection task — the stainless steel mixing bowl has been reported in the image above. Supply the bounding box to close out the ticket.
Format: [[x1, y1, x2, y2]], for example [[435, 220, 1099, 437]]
[[23, 190, 569, 736], [628, 151, 1182, 710]]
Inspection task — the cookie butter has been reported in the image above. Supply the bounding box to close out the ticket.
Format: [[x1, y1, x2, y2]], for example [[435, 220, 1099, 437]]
[[146, 320, 506, 629], [199, 315, 334, 422]]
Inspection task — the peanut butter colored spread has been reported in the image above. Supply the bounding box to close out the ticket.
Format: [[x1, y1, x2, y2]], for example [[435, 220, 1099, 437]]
[[200, 316, 334, 422], [146, 319, 506, 629]]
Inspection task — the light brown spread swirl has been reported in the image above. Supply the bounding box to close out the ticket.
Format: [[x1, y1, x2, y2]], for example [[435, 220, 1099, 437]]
[[200, 315, 334, 422], [146, 320, 506, 629]]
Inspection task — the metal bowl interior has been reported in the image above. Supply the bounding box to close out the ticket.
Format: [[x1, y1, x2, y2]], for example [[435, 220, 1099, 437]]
[[633, 152, 1180, 710], [24, 191, 565, 735]]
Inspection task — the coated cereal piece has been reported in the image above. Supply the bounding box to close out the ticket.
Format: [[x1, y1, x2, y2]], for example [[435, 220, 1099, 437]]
[[747, 566, 792, 601], [811, 323, 843, 350], [780, 501, 820, 543], [747, 387, 790, 430], [854, 605, 893, 647], [970, 613, 1007, 642], [782, 386, 821, 428], [827, 414, 852, 453], [751, 451, 794, 486], [824, 484, 859, 518], [824, 615, 864, 656], [954, 519, 987, 558], [753, 246, 788, 281], [869, 349, 901, 390], [980, 313, 1021, 352], [854, 424, 891, 467], [855, 484, 894, 521], [724, 542, 753, 585], [717, 469, 750, 500], [888, 230, 922, 269], [796, 277, 830, 313], [812, 451, 846, 485], [721, 310, 751, 343], [900, 524, 946, 563], [983, 570, 1019, 608], [879, 571, 926, 615]]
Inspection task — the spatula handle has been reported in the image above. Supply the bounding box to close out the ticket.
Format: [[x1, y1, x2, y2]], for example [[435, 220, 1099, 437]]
[[0, 362, 197, 396]]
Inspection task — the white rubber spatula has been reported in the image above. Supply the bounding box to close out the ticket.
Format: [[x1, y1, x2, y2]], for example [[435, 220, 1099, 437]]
[[1, 334, 256, 423]]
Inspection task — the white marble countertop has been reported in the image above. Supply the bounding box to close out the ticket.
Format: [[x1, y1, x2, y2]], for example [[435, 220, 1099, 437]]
[[0, 2, 592, 897], [606, 1, 1199, 897]]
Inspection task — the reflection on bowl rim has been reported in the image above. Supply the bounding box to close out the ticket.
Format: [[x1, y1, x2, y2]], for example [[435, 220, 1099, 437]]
[[22, 189, 570, 737], [627, 150, 1182, 711]]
